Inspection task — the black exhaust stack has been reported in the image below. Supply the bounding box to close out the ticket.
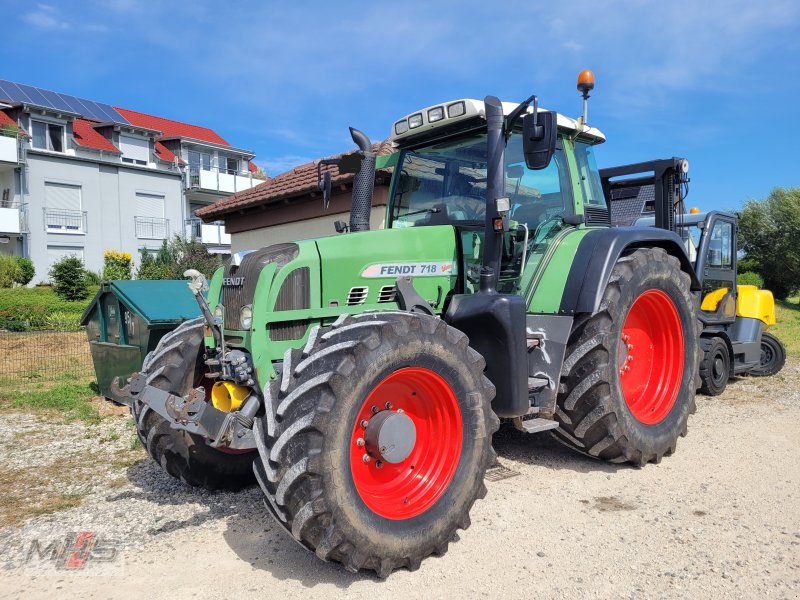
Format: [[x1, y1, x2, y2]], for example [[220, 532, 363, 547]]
[[443, 95, 528, 419], [348, 127, 375, 232]]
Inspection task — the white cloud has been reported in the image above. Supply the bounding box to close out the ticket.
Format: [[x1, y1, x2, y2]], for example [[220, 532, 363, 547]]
[[22, 4, 70, 30]]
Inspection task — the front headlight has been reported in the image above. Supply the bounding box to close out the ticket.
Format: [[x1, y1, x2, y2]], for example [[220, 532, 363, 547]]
[[239, 305, 253, 330], [214, 303, 224, 325]]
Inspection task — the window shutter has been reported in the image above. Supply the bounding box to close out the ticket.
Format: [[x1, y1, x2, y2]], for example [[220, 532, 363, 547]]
[[135, 192, 165, 218], [45, 182, 81, 211], [119, 135, 151, 163], [47, 245, 84, 271]]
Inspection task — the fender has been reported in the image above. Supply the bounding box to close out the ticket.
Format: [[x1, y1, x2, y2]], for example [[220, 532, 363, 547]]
[[559, 227, 701, 315]]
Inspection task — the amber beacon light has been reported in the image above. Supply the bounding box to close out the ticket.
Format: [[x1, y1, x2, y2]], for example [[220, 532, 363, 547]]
[[577, 69, 595, 123]]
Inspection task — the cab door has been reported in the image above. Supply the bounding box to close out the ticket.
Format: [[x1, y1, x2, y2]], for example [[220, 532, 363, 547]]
[[696, 213, 737, 323]]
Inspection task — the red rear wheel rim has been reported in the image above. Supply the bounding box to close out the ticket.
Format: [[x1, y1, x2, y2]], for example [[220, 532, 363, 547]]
[[619, 289, 684, 425], [349, 367, 463, 520]]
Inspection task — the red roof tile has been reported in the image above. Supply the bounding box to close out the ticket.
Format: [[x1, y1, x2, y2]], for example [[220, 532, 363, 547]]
[[114, 107, 231, 146], [196, 140, 394, 221], [0, 111, 27, 137], [154, 141, 181, 164], [72, 118, 120, 154]]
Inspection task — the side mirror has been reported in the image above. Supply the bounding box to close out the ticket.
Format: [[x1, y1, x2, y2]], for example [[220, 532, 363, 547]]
[[319, 171, 332, 209], [522, 110, 556, 170]]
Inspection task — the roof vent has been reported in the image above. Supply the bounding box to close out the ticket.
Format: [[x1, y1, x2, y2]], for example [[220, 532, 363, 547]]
[[347, 286, 369, 305], [377, 285, 396, 303]]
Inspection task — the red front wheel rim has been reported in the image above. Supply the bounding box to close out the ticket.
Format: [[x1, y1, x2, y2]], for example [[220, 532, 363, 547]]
[[349, 367, 463, 520], [619, 289, 685, 425]]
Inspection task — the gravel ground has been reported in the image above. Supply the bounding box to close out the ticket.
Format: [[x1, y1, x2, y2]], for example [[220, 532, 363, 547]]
[[1, 360, 799, 599]]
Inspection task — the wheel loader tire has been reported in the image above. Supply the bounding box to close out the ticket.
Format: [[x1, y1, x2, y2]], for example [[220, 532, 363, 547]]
[[699, 336, 730, 396], [253, 311, 499, 577], [131, 317, 255, 491], [552, 247, 700, 466], [748, 331, 786, 377]]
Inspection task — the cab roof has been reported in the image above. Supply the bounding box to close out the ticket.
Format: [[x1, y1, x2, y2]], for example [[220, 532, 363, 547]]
[[390, 98, 606, 145]]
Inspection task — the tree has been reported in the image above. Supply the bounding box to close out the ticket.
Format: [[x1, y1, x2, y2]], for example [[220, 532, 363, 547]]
[[738, 187, 800, 300]]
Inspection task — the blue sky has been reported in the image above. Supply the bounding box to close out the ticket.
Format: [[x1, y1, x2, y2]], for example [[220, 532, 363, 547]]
[[1, 0, 799, 211]]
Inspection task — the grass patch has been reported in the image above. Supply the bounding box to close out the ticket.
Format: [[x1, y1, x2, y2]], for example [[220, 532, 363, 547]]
[[0, 382, 101, 423], [0, 285, 97, 331], [773, 296, 800, 357]]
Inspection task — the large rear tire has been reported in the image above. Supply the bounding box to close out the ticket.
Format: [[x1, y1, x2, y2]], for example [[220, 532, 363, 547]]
[[253, 312, 498, 577], [553, 248, 699, 466], [748, 331, 786, 377], [132, 318, 255, 491]]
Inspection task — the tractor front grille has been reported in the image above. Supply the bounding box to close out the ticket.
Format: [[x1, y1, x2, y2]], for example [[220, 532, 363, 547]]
[[270, 267, 311, 341], [221, 243, 298, 330]]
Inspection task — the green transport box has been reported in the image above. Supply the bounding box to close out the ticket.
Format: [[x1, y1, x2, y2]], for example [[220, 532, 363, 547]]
[[80, 280, 201, 403]]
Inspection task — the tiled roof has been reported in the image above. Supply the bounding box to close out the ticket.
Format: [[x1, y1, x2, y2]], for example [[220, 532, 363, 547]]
[[154, 141, 180, 164], [196, 140, 394, 221], [0, 110, 27, 136], [114, 107, 231, 146], [72, 119, 120, 154]]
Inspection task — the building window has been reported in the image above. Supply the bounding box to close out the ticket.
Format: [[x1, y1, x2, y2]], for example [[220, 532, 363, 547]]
[[31, 120, 64, 152], [47, 245, 84, 277], [119, 134, 150, 165], [44, 182, 85, 233], [134, 191, 168, 239], [188, 151, 211, 172], [218, 155, 239, 174]]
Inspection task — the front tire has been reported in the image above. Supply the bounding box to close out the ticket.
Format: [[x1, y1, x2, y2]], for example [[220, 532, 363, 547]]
[[748, 331, 786, 377], [252, 312, 498, 577], [553, 248, 699, 466], [699, 336, 730, 396], [132, 318, 255, 491]]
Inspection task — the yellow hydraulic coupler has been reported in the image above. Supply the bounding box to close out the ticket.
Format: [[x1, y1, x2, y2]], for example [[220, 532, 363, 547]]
[[211, 381, 250, 412]]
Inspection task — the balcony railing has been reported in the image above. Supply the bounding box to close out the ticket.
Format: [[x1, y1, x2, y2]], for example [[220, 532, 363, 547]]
[[44, 208, 87, 234], [134, 216, 170, 239], [0, 202, 25, 234], [185, 218, 231, 246], [187, 166, 263, 195]]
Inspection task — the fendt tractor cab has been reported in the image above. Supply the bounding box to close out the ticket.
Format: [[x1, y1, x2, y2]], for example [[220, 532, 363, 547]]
[[118, 71, 703, 576], [600, 160, 786, 395]]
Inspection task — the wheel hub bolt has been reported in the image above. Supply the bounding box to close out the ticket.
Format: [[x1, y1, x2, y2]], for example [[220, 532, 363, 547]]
[[362, 454, 371, 463], [375, 460, 383, 469], [360, 419, 369, 428], [385, 401, 392, 410], [356, 437, 365, 447]]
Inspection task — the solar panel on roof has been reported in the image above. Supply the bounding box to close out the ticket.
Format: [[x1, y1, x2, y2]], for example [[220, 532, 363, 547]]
[[17, 83, 51, 107], [0, 79, 130, 124], [38, 89, 72, 112], [0, 80, 31, 103]]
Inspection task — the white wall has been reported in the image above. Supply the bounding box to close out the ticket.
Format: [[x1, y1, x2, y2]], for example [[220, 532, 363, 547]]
[[230, 206, 386, 253], [24, 152, 183, 281]]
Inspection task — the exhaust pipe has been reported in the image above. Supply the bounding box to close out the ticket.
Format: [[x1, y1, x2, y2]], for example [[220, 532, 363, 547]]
[[348, 127, 375, 232], [481, 95, 506, 293]]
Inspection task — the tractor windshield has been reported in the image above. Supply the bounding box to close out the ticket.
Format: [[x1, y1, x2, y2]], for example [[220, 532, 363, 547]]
[[390, 132, 573, 232]]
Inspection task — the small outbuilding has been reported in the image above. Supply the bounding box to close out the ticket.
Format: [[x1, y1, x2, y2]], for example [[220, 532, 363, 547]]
[[80, 280, 201, 401]]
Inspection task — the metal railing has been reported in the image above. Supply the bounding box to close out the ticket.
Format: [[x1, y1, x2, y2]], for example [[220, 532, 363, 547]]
[[187, 166, 263, 194], [184, 218, 230, 246], [43, 208, 87, 234], [134, 216, 170, 239]]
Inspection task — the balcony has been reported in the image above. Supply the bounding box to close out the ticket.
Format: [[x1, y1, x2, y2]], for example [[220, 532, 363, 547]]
[[134, 216, 170, 239], [185, 218, 230, 246], [0, 131, 20, 165], [187, 167, 262, 195], [44, 208, 87, 234], [0, 203, 25, 234]]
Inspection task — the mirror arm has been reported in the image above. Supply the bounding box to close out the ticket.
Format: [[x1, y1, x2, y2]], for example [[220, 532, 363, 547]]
[[505, 94, 538, 140]]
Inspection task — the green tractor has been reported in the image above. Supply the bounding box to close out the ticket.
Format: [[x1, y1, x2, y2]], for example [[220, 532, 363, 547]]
[[117, 72, 702, 576]]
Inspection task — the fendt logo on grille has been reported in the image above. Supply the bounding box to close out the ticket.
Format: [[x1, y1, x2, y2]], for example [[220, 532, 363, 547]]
[[223, 276, 245, 286]]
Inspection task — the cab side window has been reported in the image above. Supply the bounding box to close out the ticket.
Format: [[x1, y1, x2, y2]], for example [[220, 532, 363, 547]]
[[707, 221, 733, 269]]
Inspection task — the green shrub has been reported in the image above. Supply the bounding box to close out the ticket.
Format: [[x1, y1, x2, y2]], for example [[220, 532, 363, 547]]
[[50, 256, 89, 301], [103, 250, 132, 280], [14, 257, 35, 286], [0, 255, 19, 288], [737, 271, 764, 288], [84, 270, 102, 286], [46, 311, 82, 331], [136, 236, 222, 280], [0, 286, 95, 331]]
